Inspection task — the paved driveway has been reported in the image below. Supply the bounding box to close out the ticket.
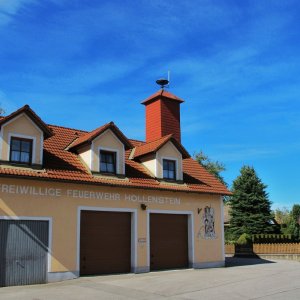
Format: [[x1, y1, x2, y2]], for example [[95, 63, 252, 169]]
[[0, 258, 300, 300]]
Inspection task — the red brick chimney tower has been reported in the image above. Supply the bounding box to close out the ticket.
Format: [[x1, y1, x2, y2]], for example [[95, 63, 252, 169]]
[[141, 90, 184, 143]]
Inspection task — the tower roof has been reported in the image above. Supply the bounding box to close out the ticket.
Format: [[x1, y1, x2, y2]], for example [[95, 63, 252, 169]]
[[141, 90, 184, 105]]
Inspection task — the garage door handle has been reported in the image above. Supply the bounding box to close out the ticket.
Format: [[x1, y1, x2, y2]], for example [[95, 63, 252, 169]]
[[16, 260, 25, 268]]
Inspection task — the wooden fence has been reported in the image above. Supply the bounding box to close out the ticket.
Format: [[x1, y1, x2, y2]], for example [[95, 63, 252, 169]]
[[253, 243, 300, 254], [225, 243, 300, 255], [225, 244, 235, 254]]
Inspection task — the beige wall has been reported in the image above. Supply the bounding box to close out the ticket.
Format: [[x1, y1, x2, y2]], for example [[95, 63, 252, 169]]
[[91, 129, 125, 174], [0, 113, 43, 164], [78, 144, 91, 170], [0, 177, 224, 275], [140, 153, 156, 177], [157, 141, 183, 180]]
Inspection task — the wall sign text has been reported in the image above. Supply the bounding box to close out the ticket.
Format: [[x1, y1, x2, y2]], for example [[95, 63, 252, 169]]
[[0, 184, 181, 205]]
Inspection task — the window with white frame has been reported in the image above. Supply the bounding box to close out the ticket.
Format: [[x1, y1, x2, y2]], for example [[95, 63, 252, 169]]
[[100, 150, 116, 174], [163, 159, 176, 180], [10, 137, 33, 164]]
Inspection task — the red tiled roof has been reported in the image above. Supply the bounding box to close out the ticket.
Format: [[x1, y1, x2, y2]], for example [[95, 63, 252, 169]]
[[0, 105, 52, 138], [129, 139, 145, 147], [133, 134, 190, 159], [69, 121, 133, 150], [0, 115, 230, 196], [141, 90, 184, 105]]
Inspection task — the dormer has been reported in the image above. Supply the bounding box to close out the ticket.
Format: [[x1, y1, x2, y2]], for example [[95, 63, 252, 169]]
[[69, 122, 132, 176], [132, 134, 190, 181], [0, 105, 52, 168]]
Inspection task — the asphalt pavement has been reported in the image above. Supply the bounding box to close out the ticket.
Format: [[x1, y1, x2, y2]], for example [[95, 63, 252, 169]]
[[0, 258, 299, 300]]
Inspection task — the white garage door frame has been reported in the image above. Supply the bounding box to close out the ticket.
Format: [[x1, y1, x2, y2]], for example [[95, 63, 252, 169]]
[[0, 216, 52, 274], [77, 206, 138, 274], [146, 209, 194, 269]]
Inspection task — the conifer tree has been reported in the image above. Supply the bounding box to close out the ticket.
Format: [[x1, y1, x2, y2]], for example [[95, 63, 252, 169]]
[[229, 166, 273, 239]]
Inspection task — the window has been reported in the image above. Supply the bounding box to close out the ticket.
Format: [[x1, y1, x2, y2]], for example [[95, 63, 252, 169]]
[[163, 159, 176, 180], [100, 150, 116, 174], [10, 137, 33, 164]]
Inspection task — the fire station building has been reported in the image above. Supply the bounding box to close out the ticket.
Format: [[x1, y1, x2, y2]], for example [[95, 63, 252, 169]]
[[0, 89, 230, 287]]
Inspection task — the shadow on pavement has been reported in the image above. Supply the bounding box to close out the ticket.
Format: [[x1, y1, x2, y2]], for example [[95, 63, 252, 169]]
[[225, 256, 275, 267]]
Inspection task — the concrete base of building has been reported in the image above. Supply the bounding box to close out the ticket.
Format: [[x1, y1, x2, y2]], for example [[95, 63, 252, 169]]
[[47, 271, 79, 283], [47, 261, 226, 283], [193, 260, 225, 269], [257, 254, 300, 262], [133, 266, 150, 273]]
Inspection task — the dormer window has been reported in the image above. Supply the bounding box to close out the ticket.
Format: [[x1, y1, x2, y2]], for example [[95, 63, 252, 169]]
[[0, 105, 52, 167], [69, 123, 132, 176], [100, 150, 116, 174], [133, 136, 189, 182], [163, 159, 176, 180], [10, 137, 33, 164]]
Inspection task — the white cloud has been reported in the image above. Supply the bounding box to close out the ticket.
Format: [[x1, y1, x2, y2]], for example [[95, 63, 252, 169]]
[[0, 59, 144, 94], [217, 148, 278, 162], [0, 0, 36, 26], [0, 0, 28, 14]]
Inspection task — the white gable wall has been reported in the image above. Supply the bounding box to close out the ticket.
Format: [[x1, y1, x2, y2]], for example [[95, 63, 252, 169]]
[[91, 129, 125, 174], [0, 113, 44, 165]]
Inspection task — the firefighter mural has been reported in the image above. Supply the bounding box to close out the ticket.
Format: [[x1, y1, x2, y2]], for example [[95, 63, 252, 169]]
[[203, 206, 216, 239]]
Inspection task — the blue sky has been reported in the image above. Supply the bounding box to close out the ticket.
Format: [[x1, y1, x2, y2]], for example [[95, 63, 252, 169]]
[[0, 0, 299, 209]]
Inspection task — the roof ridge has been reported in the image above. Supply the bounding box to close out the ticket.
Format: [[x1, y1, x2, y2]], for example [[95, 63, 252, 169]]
[[48, 121, 116, 135], [129, 138, 145, 143], [141, 90, 184, 104], [69, 121, 133, 150], [132, 133, 190, 159], [132, 134, 174, 159], [143, 134, 173, 145], [48, 123, 88, 133], [0, 104, 52, 138]]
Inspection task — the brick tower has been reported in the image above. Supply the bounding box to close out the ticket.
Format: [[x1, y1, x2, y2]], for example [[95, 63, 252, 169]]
[[141, 90, 184, 143]]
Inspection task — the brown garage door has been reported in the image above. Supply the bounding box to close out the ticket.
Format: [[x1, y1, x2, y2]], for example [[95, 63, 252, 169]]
[[80, 211, 131, 275], [150, 213, 188, 271]]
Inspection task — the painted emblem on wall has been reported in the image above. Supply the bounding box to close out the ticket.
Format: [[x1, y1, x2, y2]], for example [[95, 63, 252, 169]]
[[203, 206, 216, 239], [198, 206, 217, 239]]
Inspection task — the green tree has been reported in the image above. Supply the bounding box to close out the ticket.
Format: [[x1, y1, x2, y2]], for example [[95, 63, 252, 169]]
[[289, 204, 300, 241], [275, 205, 300, 240], [229, 166, 273, 239], [194, 151, 227, 186], [274, 207, 291, 226], [274, 207, 292, 234]]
